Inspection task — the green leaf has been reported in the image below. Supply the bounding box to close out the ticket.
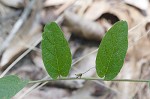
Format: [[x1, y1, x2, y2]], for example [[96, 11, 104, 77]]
[[96, 21, 128, 80], [0, 75, 28, 99], [42, 22, 72, 79]]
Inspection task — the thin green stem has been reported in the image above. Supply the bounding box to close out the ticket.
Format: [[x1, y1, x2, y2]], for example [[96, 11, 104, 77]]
[[29, 77, 150, 84]]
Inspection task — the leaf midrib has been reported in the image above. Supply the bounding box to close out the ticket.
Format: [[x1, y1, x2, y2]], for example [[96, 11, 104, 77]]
[[45, 31, 60, 75]]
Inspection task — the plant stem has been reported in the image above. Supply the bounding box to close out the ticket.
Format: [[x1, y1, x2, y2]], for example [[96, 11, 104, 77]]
[[29, 77, 150, 84]]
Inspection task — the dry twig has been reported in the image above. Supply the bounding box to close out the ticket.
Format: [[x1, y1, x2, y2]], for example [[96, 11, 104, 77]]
[[0, 0, 35, 55]]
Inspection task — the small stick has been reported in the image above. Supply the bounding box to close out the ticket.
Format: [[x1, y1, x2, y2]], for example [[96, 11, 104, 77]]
[[0, 0, 35, 55], [75, 67, 95, 78], [55, 0, 76, 15]]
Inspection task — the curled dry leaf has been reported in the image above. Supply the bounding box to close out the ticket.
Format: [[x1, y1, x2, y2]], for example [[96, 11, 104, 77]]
[[44, 0, 67, 7], [0, 0, 25, 8], [83, 0, 110, 21], [64, 11, 105, 41], [145, 21, 150, 31], [83, 0, 145, 27], [124, 0, 149, 11], [75, 0, 92, 16]]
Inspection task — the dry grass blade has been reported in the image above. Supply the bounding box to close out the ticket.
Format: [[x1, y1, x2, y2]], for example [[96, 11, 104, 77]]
[[0, 37, 42, 78], [0, 0, 35, 55]]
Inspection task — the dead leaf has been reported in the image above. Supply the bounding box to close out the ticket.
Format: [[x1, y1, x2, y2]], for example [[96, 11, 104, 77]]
[[44, 0, 67, 7], [124, 0, 149, 11], [64, 11, 105, 41], [83, 0, 110, 21], [0, 0, 25, 8], [0, 1, 42, 69]]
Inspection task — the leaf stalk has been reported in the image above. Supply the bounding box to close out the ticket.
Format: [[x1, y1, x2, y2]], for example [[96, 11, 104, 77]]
[[29, 77, 150, 84]]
